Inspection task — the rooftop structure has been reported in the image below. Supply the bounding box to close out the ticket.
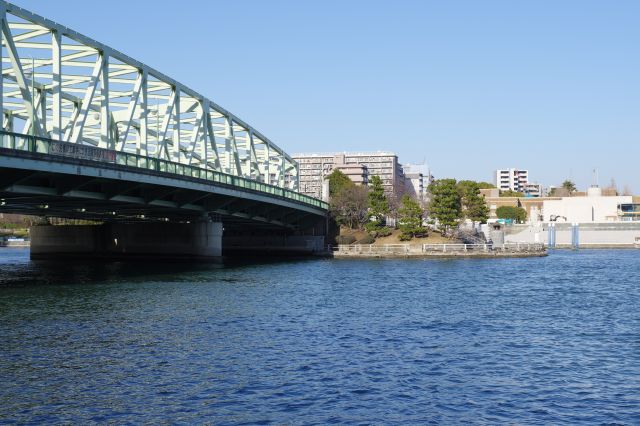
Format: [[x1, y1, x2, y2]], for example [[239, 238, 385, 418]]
[[524, 183, 543, 197]]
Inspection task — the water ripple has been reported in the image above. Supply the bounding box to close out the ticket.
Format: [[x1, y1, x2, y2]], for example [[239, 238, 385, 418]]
[[1, 248, 640, 423]]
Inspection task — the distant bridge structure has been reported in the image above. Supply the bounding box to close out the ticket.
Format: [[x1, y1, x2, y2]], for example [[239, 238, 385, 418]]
[[0, 1, 328, 258]]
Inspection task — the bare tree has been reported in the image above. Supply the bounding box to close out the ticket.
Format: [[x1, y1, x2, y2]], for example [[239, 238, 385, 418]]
[[329, 185, 369, 229]]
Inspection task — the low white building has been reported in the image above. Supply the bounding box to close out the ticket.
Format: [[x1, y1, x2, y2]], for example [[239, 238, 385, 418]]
[[542, 187, 632, 223]]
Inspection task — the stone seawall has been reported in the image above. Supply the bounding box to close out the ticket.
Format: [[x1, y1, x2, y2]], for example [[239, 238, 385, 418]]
[[331, 243, 547, 259], [333, 251, 547, 259]]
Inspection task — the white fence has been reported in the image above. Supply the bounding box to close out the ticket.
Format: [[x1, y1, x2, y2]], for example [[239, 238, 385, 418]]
[[331, 242, 546, 255]]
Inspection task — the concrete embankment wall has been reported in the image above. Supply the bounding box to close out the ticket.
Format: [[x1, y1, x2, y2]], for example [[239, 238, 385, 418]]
[[223, 235, 325, 256], [30, 222, 222, 259], [504, 223, 640, 248]]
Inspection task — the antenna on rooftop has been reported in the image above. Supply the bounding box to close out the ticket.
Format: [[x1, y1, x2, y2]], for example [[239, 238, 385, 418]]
[[592, 168, 599, 188]]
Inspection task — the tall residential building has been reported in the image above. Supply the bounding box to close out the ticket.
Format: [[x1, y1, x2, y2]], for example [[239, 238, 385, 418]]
[[495, 168, 529, 192], [404, 172, 425, 200], [293, 152, 405, 199], [331, 154, 369, 187], [402, 164, 433, 204]]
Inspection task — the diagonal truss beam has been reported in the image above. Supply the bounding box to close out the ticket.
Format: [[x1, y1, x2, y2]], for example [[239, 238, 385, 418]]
[[0, 0, 300, 191], [67, 54, 104, 143], [1, 10, 44, 137]]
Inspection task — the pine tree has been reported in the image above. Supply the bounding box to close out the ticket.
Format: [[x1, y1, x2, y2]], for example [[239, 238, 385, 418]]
[[457, 180, 489, 223], [366, 175, 389, 229], [427, 178, 462, 234], [398, 195, 425, 240]]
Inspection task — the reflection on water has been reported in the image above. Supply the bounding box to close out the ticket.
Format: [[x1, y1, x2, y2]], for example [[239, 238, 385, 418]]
[[0, 248, 317, 287], [1, 248, 640, 424]]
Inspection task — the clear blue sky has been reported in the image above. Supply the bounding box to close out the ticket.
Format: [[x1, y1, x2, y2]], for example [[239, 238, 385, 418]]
[[12, 0, 640, 191]]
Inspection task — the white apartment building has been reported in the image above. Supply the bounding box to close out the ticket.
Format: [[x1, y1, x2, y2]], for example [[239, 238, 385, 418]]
[[495, 168, 529, 192], [402, 164, 432, 203], [404, 173, 425, 201]]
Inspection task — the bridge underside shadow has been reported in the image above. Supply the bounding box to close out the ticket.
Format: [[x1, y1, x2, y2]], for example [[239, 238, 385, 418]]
[[1, 149, 328, 260]]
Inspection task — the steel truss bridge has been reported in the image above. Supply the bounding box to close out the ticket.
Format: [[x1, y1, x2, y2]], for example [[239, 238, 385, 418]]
[[0, 1, 327, 230]]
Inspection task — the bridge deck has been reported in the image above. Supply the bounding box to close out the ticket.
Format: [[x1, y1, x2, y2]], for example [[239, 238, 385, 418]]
[[0, 131, 327, 230]]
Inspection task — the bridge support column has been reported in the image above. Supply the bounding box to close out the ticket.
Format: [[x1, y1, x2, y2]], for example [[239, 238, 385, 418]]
[[30, 221, 223, 260]]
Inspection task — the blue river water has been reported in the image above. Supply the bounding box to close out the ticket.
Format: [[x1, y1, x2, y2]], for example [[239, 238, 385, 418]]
[[1, 248, 640, 424]]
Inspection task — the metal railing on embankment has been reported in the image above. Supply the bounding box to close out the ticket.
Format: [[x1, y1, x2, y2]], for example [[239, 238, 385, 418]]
[[330, 242, 546, 256]]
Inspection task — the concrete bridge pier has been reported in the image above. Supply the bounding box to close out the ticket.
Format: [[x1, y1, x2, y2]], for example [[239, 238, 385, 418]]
[[30, 221, 223, 260]]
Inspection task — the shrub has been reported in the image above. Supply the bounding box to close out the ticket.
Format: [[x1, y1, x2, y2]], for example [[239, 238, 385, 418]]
[[364, 221, 380, 234], [398, 232, 413, 241], [496, 206, 527, 222], [376, 227, 392, 237], [413, 229, 428, 238], [0, 222, 19, 230], [335, 235, 356, 245], [13, 229, 29, 238], [355, 234, 375, 245]]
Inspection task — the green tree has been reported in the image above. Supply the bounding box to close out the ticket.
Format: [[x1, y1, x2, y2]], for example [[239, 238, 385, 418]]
[[496, 206, 527, 222], [427, 178, 461, 234], [562, 180, 577, 194], [366, 175, 389, 229], [457, 180, 489, 223], [398, 195, 426, 240], [500, 189, 525, 197], [477, 181, 496, 189], [327, 169, 354, 197]]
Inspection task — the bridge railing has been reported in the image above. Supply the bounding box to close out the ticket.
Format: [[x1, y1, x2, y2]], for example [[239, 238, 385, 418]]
[[0, 131, 328, 210]]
